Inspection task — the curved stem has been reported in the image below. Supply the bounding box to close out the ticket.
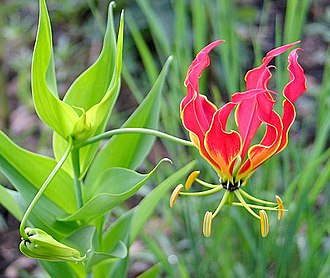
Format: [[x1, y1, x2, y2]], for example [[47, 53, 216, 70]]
[[71, 147, 84, 208], [75, 128, 194, 148], [19, 142, 72, 240]]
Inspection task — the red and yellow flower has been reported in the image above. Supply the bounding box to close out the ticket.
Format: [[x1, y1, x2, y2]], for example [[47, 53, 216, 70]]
[[170, 40, 307, 237]]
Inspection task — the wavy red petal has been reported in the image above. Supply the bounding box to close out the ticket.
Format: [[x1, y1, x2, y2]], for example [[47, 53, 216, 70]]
[[275, 49, 307, 154], [234, 42, 299, 161], [181, 40, 224, 110], [245, 41, 299, 90]]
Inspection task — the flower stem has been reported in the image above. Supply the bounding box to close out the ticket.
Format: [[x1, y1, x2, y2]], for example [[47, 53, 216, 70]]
[[71, 147, 84, 209], [19, 142, 72, 240], [75, 128, 194, 148]]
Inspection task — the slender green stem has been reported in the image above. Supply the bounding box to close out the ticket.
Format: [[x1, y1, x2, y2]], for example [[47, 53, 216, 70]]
[[71, 148, 84, 208], [19, 142, 72, 240], [75, 128, 194, 148], [180, 185, 223, 196]]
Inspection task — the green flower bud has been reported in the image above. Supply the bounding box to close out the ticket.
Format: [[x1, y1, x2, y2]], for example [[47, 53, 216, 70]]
[[20, 227, 86, 262]]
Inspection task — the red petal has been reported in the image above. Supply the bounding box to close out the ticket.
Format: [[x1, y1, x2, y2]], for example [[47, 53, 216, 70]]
[[181, 40, 224, 110], [245, 41, 300, 90], [275, 48, 307, 154], [204, 103, 242, 179], [180, 40, 225, 170], [232, 89, 274, 159], [181, 92, 219, 169], [234, 42, 299, 160], [237, 92, 283, 179], [181, 94, 217, 140]]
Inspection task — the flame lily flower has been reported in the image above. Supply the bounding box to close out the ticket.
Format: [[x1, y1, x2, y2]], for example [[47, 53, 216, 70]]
[[171, 40, 306, 237]]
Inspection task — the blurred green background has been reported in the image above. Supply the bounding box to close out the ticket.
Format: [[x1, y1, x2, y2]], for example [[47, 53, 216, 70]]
[[0, 0, 329, 277]]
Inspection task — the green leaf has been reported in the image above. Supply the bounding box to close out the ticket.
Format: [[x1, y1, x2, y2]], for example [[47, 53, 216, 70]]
[[0, 131, 76, 213], [86, 242, 127, 271], [85, 56, 173, 186], [59, 159, 170, 222], [32, 0, 78, 139], [101, 211, 133, 253], [40, 260, 85, 278], [136, 264, 161, 278], [64, 226, 96, 255], [62, 226, 127, 271], [53, 5, 124, 176], [0, 184, 23, 220], [97, 162, 196, 277], [129, 160, 196, 243], [101, 161, 197, 251]]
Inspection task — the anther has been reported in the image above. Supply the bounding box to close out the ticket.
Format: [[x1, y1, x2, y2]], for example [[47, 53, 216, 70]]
[[170, 184, 184, 208], [275, 195, 285, 220], [185, 171, 200, 190], [203, 211, 213, 237], [259, 210, 269, 238]]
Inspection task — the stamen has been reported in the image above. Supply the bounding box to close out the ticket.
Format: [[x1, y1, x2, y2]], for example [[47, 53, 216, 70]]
[[259, 210, 269, 237], [203, 211, 213, 237], [234, 190, 260, 219], [212, 190, 230, 219], [239, 189, 277, 206], [195, 178, 218, 188], [231, 202, 287, 212], [170, 184, 184, 208], [185, 171, 200, 190], [275, 195, 285, 220], [179, 185, 223, 196]]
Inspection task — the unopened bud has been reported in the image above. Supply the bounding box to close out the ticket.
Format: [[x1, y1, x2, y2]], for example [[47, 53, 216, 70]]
[[20, 227, 86, 262]]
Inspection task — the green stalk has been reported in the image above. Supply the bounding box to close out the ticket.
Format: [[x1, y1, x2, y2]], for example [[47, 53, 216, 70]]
[[71, 147, 84, 208], [75, 128, 194, 148], [19, 142, 72, 240]]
